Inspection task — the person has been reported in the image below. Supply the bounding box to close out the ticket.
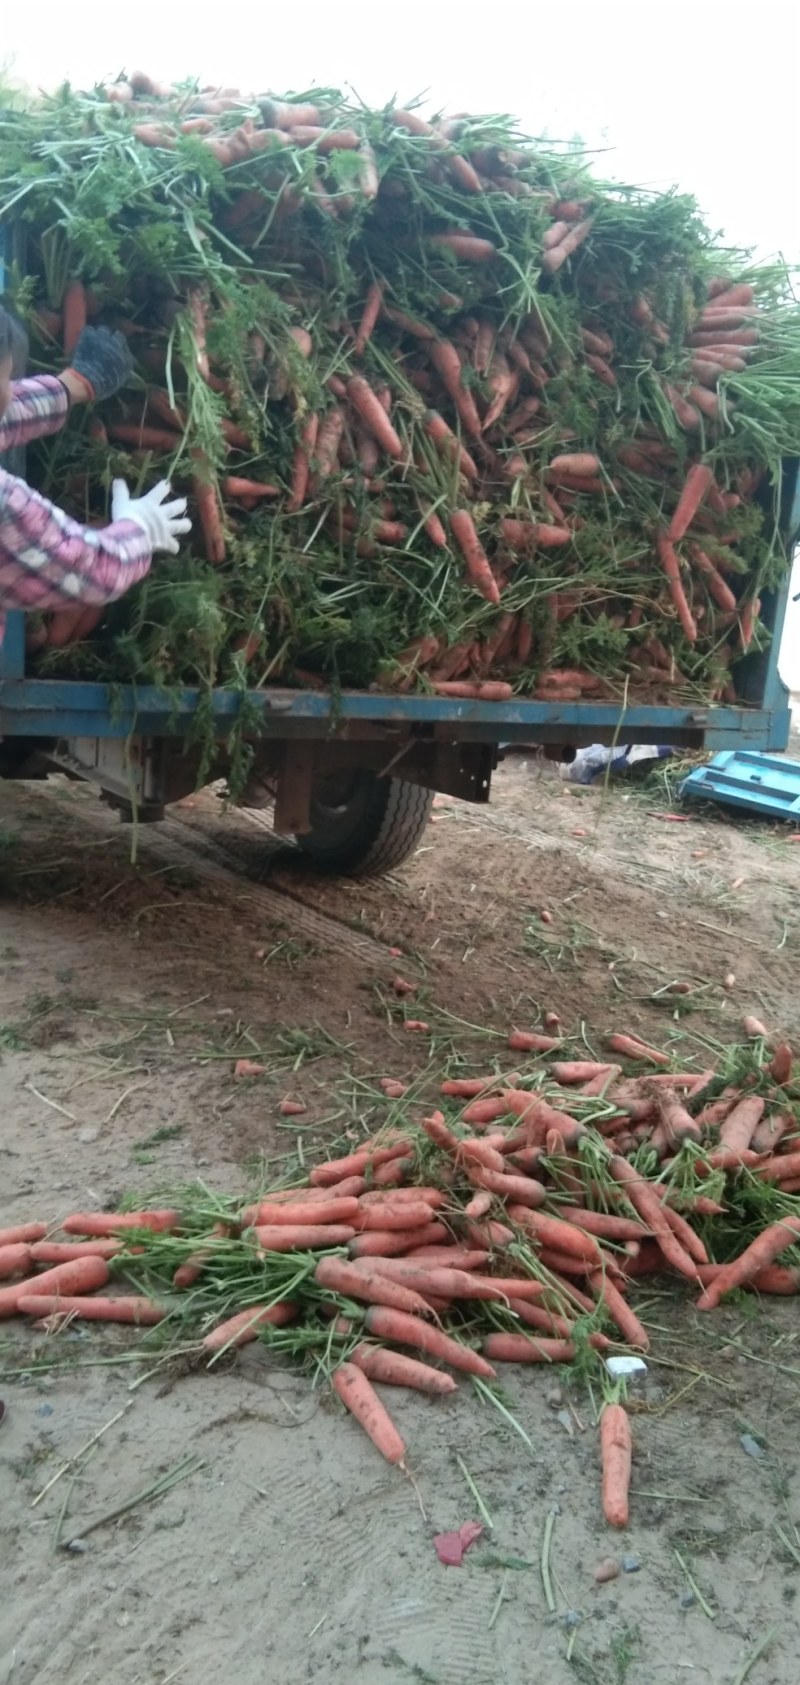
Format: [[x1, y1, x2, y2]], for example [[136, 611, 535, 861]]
[[0, 304, 191, 637]]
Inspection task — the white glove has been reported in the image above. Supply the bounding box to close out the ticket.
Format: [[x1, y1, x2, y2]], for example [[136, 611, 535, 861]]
[[111, 478, 192, 556]]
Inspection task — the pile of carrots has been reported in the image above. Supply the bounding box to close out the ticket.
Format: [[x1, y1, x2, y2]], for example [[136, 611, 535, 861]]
[[9, 75, 798, 700], [2, 1017, 798, 1528]]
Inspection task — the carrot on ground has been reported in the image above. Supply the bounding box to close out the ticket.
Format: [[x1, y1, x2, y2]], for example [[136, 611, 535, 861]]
[[254, 1224, 355, 1251], [506, 1206, 603, 1266], [590, 1271, 649, 1350], [18, 1294, 164, 1325], [0, 1223, 47, 1247], [0, 1244, 32, 1281], [332, 1362, 407, 1464], [483, 1332, 576, 1363], [349, 1223, 448, 1258], [351, 1341, 457, 1395], [30, 1239, 122, 1264], [62, 1209, 178, 1236], [608, 1157, 697, 1279], [202, 1301, 297, 1354], [363, 1305, 496, 1377], [600, 1402, 632, 1526], [314, 1256, 435, 1317], [606, 1034, 670, 1067], [697, 1216, 800, 1310], [0, 1255, 109, 1318], [353, 281, 383, 356], [248, 1198, 360, 1228]]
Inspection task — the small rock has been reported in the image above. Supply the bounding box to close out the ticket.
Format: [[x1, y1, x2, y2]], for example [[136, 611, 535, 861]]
[[740, 1433, 766, 1460], [35, 1403, 53, 1417], [78, 1127, 99, 1144], [723, 972, 735, 990], [545, 1385, 564, 1408], [556, 1409, 574, 1438], [621, 1555, 641, 1574], [679, 1589, 696, 1609], [594, 1558, 620, 1584], [559, 1609, 581, 1629], [67, 1539, 88, 1554]]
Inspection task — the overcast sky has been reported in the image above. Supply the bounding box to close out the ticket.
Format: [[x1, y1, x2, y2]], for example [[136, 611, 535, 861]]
[[3, 0, 799, 264]]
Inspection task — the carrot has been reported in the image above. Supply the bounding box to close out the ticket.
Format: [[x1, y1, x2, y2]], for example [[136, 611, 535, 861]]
[[581, 327, 613, 357], [482, 353, 517, 430], [653, 533, 698, 643], [332, 1362, 406, 1464], [315, 1257, 435, 1317], [500, 519, 572, 550], [0, 1254, 109, 1318], [422, 409, 478, 478], [746, 1266, 800, 1296], [506, 1206, 603, 1265], [465, 1219, 516, 1251], [553, 1061, 617, 1087], [442, 1076, 508, 1099], [507, 1297, 574, 1338], [192, 467, 226, 565], [249, 1198, 360, 1228], [351, 1341, 457, 1395], [18, 1294, 164, 1325], [429, 341, 482, 439], [754, 1148, 800, 1184], [30, 1239, 122, 1263], [462, 1096, 511, 1126], [429, 232, 497, 263], [223, 477, 280, 500], [62, 280, 87, 358], [362, 1259, 508, 1302], [449, 509, 501, 605], [463, 1192, 493, 1220], [346, 375, 404, 460], [549, 452, 601, 478], [508, 1031, 561, 1053], [358, 1202, 442, 1231], [606, 1034, 670, 1067], [360, 1188, 443, 1208], [352, 280, 383, 356], [371, 1157, 414, 1187], [541, 218, 593, 273], [660, 1202, 708, 1266], [364, 1305, 496, 1377], [549, 1207, 646, 1242], [590, 1271, 648, 1350], [648, 1086, 702, 1154], [697, 1216, 800, 1310], [0, 1244, 32, 1281], [286, 413, 318, 512], [471, 1169, 547, 1208], [0, 1223, 47, 1247], [254, 1224, 355, 1251], [705, 283, 755, 310], [349, 1223, 448, 1258], [600, 1402, 632, 1527], [312, 406, 346, 482], [608, 1157, 697, 1279], [202, 1301, 297, 1354], [62, 1209, 178, 1236], [484, 1332, 576, 1363], [310, 1142, 411, 1186], [108, 423, 182, 451], [769, 1044, 793, 1085], [668, 464, 715, 543], [751, 1113, 792, 1156], [716, 1095, 765, 1157]]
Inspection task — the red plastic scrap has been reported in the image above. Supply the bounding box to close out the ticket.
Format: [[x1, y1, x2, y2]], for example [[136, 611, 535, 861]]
[[432, 1520, 484, 1566]]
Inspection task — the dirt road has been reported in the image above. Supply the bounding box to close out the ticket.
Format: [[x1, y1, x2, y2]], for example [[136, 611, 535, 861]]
[[1, 760, 798, 1685]]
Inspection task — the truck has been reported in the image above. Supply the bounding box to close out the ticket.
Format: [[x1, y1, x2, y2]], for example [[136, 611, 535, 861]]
[[0, 460, 796, 876]]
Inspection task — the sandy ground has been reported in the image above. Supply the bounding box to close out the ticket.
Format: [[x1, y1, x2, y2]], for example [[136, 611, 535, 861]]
[[1, 754, 799, 1685]]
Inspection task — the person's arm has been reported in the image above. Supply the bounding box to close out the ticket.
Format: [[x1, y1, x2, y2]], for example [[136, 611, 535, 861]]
[[0, 327, 134, 451], [0, 375, 71, 451], [0, 467, 155, 613]]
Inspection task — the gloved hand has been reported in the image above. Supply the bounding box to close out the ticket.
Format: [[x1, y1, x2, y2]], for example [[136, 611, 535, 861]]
[[65, 326, 133, 402], [111, 478, 192, 555]]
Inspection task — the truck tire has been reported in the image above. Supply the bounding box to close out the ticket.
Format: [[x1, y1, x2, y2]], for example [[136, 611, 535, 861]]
[[296, 770, 434, 877]]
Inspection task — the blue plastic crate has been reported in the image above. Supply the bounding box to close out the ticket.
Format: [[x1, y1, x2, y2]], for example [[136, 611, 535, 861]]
[[681, 750, 800, 820]]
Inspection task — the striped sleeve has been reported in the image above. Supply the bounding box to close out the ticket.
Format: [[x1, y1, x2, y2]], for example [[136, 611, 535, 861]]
[[0, 376, 71, 450], [0, 467, 153, 613]]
